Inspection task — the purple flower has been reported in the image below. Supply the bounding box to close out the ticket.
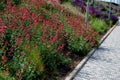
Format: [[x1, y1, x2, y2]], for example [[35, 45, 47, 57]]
[[73, 0, 86, 7], [110, 14, 118, 20], [72, 0, 118, 21]]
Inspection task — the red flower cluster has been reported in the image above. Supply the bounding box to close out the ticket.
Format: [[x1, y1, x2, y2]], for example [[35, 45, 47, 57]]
[[0, 26, 6, 36]]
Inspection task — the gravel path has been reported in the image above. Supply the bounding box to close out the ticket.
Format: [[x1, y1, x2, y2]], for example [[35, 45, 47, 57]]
[[73, 19, 120, 80]]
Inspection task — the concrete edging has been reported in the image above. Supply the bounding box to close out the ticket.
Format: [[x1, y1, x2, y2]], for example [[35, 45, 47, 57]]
[[65, 20, 119, 80]]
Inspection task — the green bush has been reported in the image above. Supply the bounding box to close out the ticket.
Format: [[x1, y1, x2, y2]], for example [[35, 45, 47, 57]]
[[67, 34, 92, 55], [63, 24, 92, 56], [90, 18, 108, 33]]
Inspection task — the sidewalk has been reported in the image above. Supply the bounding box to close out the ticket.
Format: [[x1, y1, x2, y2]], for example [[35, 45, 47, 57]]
[[73, 19, 120, 80]]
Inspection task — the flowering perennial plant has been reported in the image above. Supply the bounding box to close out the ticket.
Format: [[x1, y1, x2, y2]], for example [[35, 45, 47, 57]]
[[0, 0, 99, 79]]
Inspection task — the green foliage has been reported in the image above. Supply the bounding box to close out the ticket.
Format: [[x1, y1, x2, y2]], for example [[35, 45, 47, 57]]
[[3, 47, 44, 80], [67, 34, 92, 55], [63, 21, 92, 56], [32, 29, 71, 72], [0, 3, 6, 10], [0, 0, 21, 10], [90, 18, 108, 33], [39, 44, 70, 71], [0, 70, 15, 80], [13, 0, 21, 5]]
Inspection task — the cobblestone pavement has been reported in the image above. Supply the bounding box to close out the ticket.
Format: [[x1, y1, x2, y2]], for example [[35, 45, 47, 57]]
[[73, 19, 120, 80]]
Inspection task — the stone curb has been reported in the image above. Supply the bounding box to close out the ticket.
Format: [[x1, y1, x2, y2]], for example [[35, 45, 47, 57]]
[[65, 20, 119, 80]]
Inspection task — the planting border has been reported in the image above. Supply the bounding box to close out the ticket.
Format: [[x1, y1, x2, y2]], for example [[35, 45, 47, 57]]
[[65, 20, 119, 80]]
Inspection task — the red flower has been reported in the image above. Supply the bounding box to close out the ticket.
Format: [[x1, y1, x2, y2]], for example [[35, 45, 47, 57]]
[[0, 26, 6, 34], [40, 64, 44, 72], [26, 33, 31, 39], [22, 8, 29, 21], [20, 52, 25, 56], [0, 18, 3, 25], [31, 12, 36, 19], [4, 68, 9, 74], [16, 38, 21, 45], [2, 56, 7, 63], [66, 51, 71, 56], [17, 70, 22, 80], [24, 64, 28, 69]]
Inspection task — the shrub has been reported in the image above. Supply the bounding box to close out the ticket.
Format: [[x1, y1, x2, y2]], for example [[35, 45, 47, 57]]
[[90, 18, 108, 33], [68, 34, 92, 55]]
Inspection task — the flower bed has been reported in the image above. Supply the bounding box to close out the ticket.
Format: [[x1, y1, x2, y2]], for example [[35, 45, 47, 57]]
[[0, 0, 101, 80]]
